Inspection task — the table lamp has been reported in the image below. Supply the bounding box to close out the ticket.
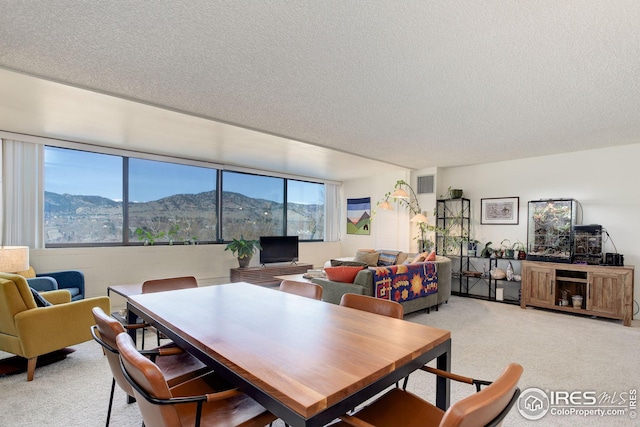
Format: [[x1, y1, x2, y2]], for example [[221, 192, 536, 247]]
[[0, 246, 30, 273]]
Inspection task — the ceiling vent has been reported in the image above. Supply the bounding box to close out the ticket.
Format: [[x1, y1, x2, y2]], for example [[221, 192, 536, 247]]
[[417, 175, 434, 194]]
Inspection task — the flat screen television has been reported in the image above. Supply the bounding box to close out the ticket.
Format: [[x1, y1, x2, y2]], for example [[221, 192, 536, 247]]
[[259, 236, 299, 264]]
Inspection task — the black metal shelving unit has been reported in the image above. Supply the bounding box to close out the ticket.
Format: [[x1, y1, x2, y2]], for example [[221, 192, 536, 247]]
[[435, 198, 471, 257], [450, 256, 522, 305], [436, 198, 521, 304]]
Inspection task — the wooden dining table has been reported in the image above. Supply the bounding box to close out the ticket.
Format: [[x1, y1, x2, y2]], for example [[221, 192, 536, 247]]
[[127, 282, 452, 427]]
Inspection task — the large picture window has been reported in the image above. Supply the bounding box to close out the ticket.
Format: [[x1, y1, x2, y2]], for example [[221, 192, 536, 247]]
[[43, 145, 326, 246], [287, 180, 324, 240], [128, 159, 217, 244], [44, 147, 123, 244], [221, 171, 284, 241]]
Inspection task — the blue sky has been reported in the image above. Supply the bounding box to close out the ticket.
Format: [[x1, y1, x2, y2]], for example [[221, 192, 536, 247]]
[[44, 147, 323, 204]]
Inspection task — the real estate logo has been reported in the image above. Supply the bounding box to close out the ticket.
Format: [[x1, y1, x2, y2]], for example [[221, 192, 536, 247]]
[[518, 388, 549, 420], [518, 387, 637, 421]]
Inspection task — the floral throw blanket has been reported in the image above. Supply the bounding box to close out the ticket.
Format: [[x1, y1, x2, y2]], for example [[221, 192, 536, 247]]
[[372, 262, 438, 303]]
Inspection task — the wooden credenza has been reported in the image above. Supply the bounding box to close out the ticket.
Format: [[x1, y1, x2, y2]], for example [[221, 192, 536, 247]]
[[230, 263, 313, 287], [521, 261, 634, 326]]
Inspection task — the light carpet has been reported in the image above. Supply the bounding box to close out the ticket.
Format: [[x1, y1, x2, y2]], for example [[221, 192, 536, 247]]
[[1, 296, 638, 426]]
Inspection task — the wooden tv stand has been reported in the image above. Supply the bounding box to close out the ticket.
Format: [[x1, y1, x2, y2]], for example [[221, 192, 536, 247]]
[[230, 263, 313, 287], [521, 261, 634, 326]]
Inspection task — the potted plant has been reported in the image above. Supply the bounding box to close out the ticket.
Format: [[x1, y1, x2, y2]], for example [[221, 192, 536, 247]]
[[225, 235, 262, 268], [467, 239, 479, 257], [512, 240, 527, 259], [167, 224, 180, 245], [501, 239, 513, 259], [449, 188, 463, 199], [480, 241, 494, 258], [134, 227, 165, 245]]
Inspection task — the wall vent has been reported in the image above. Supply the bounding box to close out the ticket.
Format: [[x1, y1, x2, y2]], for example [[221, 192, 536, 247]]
[[417, 175, 434, 194]]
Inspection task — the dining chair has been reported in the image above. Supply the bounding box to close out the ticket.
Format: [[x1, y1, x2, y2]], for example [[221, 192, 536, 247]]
[[116, 331, 278, 427], [339, 293, 403, 319], [141, 275, 198, 294], [335, 363, 523, 427], [278, 279, 323, 300], [141, 276, 198, 348], [91, 307, 210, 427]]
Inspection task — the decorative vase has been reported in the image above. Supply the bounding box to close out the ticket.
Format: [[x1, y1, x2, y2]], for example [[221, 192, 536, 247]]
[[506, 262, 514, 281], [572, 295, 583, 309], [490, 268, 506, 280], [450, 189, 463, 199]]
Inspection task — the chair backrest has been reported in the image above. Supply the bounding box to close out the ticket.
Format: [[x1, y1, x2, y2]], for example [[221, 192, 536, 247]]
[[440, 363, 523, 427], [91, 307, 134, 397], [142, 276, 198, 294], [279, 280, 323, 300], [0, 273, 38, 336], [339, 293, 403, 319], [116, 332, 181, 427]]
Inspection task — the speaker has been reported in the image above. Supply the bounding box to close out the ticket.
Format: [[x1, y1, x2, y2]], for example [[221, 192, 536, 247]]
[[605, 253, 624, 266]]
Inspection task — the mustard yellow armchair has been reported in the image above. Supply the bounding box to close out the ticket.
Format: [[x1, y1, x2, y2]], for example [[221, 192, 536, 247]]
[[0, 272, 110, 381]]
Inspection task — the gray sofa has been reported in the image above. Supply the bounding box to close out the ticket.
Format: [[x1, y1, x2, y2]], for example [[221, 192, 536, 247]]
[[311, 255, 451, 315]]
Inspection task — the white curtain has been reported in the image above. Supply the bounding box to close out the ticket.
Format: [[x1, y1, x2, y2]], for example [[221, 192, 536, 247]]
[[325, 182, 342, 242], [1, 139, 44, 248]]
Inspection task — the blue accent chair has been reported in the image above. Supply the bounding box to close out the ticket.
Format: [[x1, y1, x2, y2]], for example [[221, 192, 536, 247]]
[[27, 270, 85, 301]]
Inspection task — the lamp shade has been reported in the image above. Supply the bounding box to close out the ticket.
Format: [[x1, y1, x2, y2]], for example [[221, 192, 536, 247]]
[[410, 213, 429, 223], [378, 200, 393, 210], [390, 188, 410, 199], [0, 246, 29, 273]]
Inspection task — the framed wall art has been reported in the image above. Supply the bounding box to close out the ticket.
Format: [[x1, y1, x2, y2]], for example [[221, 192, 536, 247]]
[[481, 197, 519, 225], [347, 197, 371, 235]]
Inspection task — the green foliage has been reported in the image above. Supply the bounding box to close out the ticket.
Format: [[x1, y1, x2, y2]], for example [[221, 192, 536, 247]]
[[134, 227, 165, 245], [224, 235, 262, 259], [167, 224, 180, 239], [512, 240, 526, 252], [480, 242, 494, 258]]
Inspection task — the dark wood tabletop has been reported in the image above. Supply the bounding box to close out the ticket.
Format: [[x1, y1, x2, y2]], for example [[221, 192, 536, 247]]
[[107, 282, 143, 299], [128, 282, 451, 427]]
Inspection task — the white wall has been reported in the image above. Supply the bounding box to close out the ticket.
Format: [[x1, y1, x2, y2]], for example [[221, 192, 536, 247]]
[[436, 143, 640, 316], [436, 144, 640, 255], [342, 168, 440, 256], [29, 241, 339, 310]]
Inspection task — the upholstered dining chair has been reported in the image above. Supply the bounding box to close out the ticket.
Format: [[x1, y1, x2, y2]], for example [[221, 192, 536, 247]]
[[278, 279, 323, 300], [339, 293, 403, 319], [141, 275, 198, 294], [140, 276, 198, 348], [91, 307, 211, 427], [339, 293, 405, 392], [116, 331, 278, 427], [334, 363, 523, 427]]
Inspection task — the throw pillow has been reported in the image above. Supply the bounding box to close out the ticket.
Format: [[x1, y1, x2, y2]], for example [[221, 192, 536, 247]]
[[330, 259, 369, 268], [411, 253, 426, 264], [29, 287, 52, 307], [396, 252, 410, 264], [324, 266, 365, 283], [354, 251, 380, 267], [426, 250, 437, 261], [377, 251, 400, 266]]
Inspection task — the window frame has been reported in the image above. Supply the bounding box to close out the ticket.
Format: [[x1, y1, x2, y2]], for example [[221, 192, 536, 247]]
[[43, 144, 327, 247]]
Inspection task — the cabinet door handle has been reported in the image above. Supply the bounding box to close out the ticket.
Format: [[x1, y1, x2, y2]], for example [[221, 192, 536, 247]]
[[587, 282, 590, 299], [550, 279, 554, 295]]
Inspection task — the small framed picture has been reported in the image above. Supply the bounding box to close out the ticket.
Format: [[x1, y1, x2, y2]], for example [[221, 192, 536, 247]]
[[481, 197, 519, 225]]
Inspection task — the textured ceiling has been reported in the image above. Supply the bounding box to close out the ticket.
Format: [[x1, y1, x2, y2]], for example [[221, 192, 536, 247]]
[[1, 1, 640, 181]]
